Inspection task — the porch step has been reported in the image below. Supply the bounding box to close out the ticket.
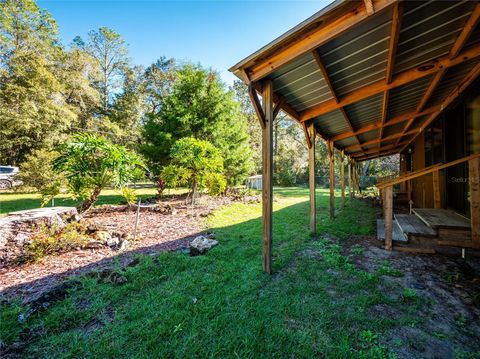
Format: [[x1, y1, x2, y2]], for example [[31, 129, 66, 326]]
[[376, 219, 408, 242], [412, 208, 471, 230], [394, 214, 437, 238]]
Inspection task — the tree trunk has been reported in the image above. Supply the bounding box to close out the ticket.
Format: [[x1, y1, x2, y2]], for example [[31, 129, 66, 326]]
[[157, 177, 166, 196], [191, 177, 198, 205], [79, 187, 102, 213]]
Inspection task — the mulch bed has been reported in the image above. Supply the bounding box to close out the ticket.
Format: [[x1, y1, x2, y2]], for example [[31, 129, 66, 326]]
[[0, 194, 251, 302]]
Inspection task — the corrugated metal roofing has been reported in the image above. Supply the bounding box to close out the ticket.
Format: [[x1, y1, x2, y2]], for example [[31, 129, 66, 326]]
[[318, 6, 392, 97], [312, 109, 348, 137], [231, 0, 480, 161], [387, 76, 433, 119], [344, 93, 384, 129], [426, 59, 478, 108], [394, 0, 476, 74]]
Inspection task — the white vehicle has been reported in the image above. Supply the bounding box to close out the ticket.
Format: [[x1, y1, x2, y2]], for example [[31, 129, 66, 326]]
[[0, 166, 20, 189]]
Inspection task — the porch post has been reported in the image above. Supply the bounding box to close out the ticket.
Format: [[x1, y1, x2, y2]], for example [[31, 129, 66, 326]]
[[349, 158, 353, 200], [433, 170, 441, 209], [262, 79, 274, 274], [340, 150, 345, 209], [328, 140, 335, 219], [469, 157, 480, 248], [384, 185, 393, 251], [308, 123, 316, 234]]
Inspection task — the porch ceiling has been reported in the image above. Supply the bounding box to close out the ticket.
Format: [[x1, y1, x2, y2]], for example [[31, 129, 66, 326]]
[[230, 0, 480, 162]]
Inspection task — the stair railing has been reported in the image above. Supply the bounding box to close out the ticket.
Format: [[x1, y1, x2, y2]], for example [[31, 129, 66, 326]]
[[375, 153, 480, 250]]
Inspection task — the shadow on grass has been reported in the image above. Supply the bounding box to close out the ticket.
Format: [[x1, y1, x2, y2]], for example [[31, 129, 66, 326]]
[[1, 190, 385, 357]]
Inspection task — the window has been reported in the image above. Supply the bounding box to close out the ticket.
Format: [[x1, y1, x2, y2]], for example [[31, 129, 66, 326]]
[[424, 117, 444, 166], [0, 167, 14, 174]]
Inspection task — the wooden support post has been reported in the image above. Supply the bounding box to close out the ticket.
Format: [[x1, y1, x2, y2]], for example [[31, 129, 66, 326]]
[[262, 79, 274, 274], [308, 123, 316, 234], [469, 157, 480, 248], [340, 150, 345, 209], [327, 140, 335, 219], [384, 185, 393, 251], [433, 170, 441, 209], [348, 158, 353, 200]]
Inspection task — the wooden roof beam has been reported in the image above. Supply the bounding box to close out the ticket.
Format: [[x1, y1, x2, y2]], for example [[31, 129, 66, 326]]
[[299, 43, 480, 122], [378, 1, 403, 147], [312, 49, 365, 153], [355, 149, 399, 162], [345, 128, 419, 152], [350, 141, 408, 158], [400, 62, 480, 154], [244, 0, 396, 83], [331, 105, 439, 142]]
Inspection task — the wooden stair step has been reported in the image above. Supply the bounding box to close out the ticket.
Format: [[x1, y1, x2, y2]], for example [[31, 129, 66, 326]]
[[412, 208, 471, 230], [394, 214, 437, 238], [377, 219, 408, 242]]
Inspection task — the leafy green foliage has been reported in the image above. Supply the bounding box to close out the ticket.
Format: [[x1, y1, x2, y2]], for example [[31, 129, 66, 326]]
[[53, 133, 145, 212], [142, 64, 253, 187], [161, 137, 225, 203], [23, 222, 90, 262], [16, 149, 64, 199]]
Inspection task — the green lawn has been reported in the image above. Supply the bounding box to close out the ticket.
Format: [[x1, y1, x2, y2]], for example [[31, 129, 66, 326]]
[[1, 188, 429, 357]]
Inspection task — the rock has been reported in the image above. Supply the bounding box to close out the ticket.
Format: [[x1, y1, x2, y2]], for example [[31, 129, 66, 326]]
[[118, 239, 129, 251], [189, 235, 218, 256], [14, 232, 30, 246], [106, 237, 119, 248]]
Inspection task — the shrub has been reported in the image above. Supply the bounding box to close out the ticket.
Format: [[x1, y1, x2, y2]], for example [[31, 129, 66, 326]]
[[24, 222, 90, 262], [54, 133, 146, 212]]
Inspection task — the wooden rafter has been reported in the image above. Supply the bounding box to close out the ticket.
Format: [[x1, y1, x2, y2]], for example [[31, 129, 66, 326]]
[[356, 149, 399, 162], [244, 0, 396, 83], [400, 62, 480, 154], [248, 84, 265, 128], [364, 0, 375, 14], [299, 43, 480, 122], [345, 128, 419, 152], [350, 141, 409, 158], [331, 105, 439, 142], [312, 49, 365, 153], [378, 1, 403, 148], [396, 4, 480, 146]]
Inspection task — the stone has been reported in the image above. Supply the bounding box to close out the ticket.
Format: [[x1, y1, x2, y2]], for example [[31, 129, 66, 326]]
[[106, 237, 119, 248], [189, 235, 218, 256], [118, 239, 129, 251]]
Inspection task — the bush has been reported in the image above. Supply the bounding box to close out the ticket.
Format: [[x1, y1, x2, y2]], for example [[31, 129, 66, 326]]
[[17, 149, 64, 198], [24, 222, 90, 262], [202, 172, 227, 196]]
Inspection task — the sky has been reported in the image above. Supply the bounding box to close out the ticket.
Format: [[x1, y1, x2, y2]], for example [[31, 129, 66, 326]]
[[37, 0, 331, 85]]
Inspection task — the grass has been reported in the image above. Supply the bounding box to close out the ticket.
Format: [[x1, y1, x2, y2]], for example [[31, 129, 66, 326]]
[[0, 187, 190, 215], [0, 188, 432, 357]]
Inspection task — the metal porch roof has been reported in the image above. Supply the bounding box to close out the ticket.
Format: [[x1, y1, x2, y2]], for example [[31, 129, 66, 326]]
[[230, 0, 480, 162]]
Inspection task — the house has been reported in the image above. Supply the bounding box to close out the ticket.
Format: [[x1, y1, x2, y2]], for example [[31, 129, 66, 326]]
[[230, 0, 480, 273]]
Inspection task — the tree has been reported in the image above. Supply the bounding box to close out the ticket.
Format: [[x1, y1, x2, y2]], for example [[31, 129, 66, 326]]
[[0, 0, 76, 165], [141, 64, 253, 189], [82, 27, 129, 113], [53, 133, 145, 213], [161, 137, 225, 205], [232, 80, 262, 174]]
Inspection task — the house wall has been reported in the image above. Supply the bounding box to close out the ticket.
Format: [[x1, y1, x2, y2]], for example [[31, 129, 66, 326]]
[[400, 79, 479, 213]]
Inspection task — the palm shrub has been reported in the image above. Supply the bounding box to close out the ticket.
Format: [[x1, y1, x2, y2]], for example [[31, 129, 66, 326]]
[[161, 137, 225, 204], [53, 133, 145, 212]]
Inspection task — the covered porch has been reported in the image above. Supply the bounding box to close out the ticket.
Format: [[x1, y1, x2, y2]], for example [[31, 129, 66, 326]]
[[230, 0, 480, 273]]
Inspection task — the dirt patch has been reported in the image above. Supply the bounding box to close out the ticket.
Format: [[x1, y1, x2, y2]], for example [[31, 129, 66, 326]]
[[342, 234, 480, 358], [0, 194, 253, 302]]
